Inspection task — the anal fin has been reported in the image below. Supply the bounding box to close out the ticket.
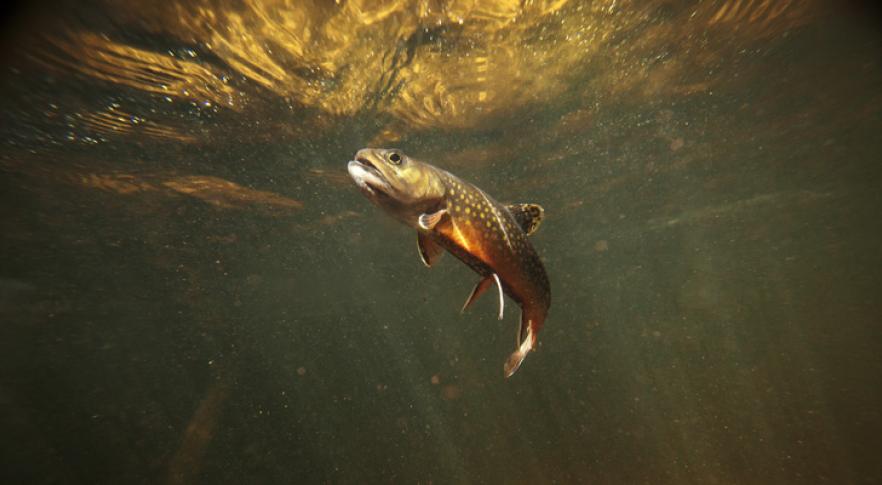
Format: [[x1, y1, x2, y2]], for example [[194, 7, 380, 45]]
[[491, 274, 504, 320]]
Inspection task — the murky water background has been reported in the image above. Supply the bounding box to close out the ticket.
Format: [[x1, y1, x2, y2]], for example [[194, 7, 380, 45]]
[[2, 1, 881, 483]]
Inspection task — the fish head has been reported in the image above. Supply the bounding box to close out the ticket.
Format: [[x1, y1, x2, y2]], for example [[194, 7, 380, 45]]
[[348, 148, 446, 224]]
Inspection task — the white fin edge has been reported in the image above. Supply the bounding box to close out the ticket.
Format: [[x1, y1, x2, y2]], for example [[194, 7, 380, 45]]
[[492, 273, 504, 320], [504, 326, 534, 378], [417, 233, 444, 268], [418, 209, 447, 230]]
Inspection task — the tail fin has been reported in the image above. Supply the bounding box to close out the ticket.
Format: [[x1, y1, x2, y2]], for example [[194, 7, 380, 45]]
[[503, 316, 536, 378]]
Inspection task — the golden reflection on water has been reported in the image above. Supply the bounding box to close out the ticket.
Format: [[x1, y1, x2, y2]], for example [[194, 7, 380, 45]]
[[162, 175, 304, 210], [1, 157, 303, 212], [78, 105, 197, 143], [709, 0, 810, 33], [172, 0, 585, 127], [35, 0, 817, 139], [3, 0, 822, 225], [35, 31, 238, 110]]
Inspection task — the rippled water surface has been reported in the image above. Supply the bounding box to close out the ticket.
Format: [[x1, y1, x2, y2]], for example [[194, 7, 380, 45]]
[[2, 1, 881, 483]]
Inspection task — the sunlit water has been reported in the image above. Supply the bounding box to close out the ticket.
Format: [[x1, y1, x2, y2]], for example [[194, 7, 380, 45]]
[[2, 1, 881, 483]]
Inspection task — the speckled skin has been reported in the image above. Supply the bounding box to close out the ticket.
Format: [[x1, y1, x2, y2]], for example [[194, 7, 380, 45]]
[[429, 170, 551, 345], [348, 148, 550, 376]]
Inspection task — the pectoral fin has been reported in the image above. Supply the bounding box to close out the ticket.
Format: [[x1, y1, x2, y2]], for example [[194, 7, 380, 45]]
[[505, 203, 544, 235], [417, 233, 444, 267], [461, 273, 505, 320], [418, 208, 447, 230]]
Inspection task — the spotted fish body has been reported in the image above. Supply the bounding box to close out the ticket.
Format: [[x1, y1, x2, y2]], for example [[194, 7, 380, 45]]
[[347, 148, 550, 377]]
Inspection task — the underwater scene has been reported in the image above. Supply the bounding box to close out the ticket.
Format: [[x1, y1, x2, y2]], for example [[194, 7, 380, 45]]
[[1, 0, 880, 483]]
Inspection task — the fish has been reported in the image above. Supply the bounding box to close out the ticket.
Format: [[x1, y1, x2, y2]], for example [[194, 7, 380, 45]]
[[347, 148, 550, 377]]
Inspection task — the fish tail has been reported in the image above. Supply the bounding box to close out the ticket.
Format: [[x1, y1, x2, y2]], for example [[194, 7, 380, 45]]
[[503, 310, 539, 378], [503, 330, 534, 378]]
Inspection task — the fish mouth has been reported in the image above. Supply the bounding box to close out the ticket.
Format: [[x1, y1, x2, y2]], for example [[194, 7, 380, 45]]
[[347, 157, 391, 196]]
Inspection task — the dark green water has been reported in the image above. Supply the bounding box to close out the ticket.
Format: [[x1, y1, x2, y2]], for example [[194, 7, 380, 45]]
[[2, 1, 881, 483]]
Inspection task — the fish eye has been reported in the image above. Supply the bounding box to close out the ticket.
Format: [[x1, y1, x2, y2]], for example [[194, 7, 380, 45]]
[[388, 152, 402, 165]]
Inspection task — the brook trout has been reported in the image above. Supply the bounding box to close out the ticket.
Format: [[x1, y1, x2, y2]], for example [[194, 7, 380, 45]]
[[347, 148, 550, 377]]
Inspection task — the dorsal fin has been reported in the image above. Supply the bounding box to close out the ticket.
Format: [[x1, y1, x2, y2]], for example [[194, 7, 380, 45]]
[[505, 203, 544, 235]]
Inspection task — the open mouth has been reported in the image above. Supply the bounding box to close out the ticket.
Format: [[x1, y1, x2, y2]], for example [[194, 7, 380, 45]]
[[347, 157, 390, 195], [355, 156, 376, 171]]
